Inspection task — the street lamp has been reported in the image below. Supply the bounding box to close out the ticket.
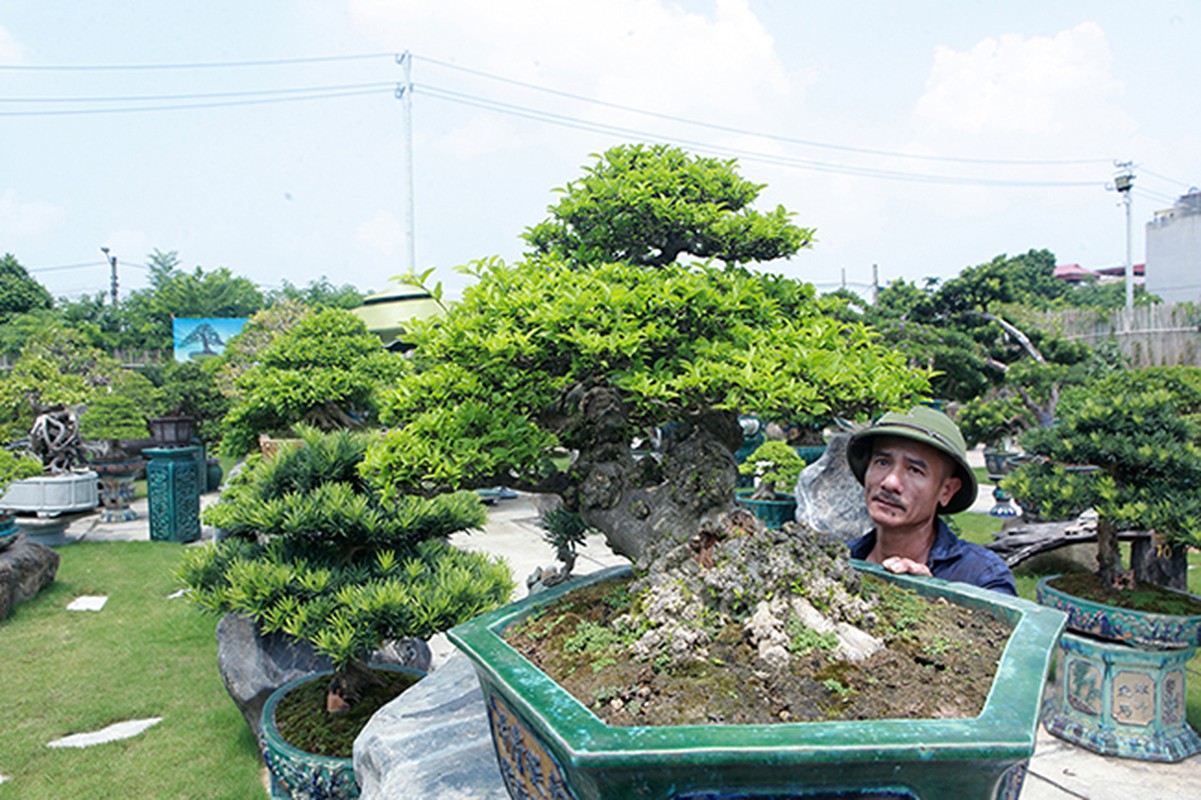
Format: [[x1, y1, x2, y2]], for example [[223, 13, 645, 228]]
[[100, 246, 118, 307], [1113, 165, 1135, 311]]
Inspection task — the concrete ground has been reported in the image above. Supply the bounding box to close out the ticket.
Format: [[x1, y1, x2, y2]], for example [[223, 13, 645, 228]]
[[36, 487, 1201, 799]]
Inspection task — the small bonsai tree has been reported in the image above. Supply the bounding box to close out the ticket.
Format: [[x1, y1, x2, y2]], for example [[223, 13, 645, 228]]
[[78, 371, 165, 460], [1005, 370, 1201, 591], [177, 426, 513, 712], [219, 307, 405, 456], [739, 440, 805, 500]]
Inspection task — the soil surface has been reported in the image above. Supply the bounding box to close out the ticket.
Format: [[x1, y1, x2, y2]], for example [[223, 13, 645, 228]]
[[274, 669, 421, 757], [505, 573, 1013, 726], [1050, 572, 1201, 616]]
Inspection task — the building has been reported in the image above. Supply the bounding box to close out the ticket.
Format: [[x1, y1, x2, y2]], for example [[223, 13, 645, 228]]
[[1051, 262, 1144, 285], [1146, 190, 1201, 305]]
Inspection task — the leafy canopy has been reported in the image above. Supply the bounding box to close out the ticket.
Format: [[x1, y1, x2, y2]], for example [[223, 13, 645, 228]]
[[363, 255, 929, 497], [523, 143, 813, 268]]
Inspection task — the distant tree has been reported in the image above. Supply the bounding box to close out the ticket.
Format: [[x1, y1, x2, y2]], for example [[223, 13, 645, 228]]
[[523, 143, 813, 268], [0, 254, 53, 318], [119, 249, 265, 351], [266, 277, 364, 310]]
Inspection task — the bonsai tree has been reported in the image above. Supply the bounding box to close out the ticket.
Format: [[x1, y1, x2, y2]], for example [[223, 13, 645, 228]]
[[77, 371, 165, 460], [1005, 367, 1201, 591], [219, 307, 406, 456], [739, 440, 805, 500], [362, 145, 931, 673], [177, 426, 513, 711]]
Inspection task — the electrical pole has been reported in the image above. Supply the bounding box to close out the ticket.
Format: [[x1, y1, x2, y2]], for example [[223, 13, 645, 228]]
[[1114, 163, 1135, 311], [100, 246, 118, 307], [396, 51, 416, 274], [871, 263, 879, 306]]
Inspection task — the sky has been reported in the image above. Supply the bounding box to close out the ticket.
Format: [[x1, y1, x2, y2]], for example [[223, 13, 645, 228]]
[[1, 1, 1197, 303]]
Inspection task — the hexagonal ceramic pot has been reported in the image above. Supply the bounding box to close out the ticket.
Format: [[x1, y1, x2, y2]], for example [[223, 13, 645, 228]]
[[449, 563, 1067, 800]]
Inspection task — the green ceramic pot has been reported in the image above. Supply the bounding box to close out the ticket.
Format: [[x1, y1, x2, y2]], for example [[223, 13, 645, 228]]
[[734, 491, 797, 529], [261, 666, 426, 800], [449, 564, 1067, 800]]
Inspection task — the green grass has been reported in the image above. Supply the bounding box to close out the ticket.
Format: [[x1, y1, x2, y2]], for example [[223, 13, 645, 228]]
[[0, 542, 264, 799], [950, 510, 1201, 730]]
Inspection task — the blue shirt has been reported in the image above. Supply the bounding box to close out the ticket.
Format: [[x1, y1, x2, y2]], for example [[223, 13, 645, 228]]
[[849, 519, 1017, 596]]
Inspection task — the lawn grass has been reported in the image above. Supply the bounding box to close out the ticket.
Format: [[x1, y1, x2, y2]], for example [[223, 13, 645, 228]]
[[0, 542, 264, 799]]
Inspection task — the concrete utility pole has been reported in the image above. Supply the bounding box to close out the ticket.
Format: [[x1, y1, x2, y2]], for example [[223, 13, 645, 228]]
[[396, 51, 416, 274], [100, 246, 118, 307], [871, 263, 879, 306], [1114, 164, 1135, 311]]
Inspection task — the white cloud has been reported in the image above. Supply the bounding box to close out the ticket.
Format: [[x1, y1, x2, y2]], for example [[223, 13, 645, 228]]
[[912, 22, 1128, 145], [0, 25, 28, 65], [349, 0, 795, 154], [0, 189, 64, 237], [355, 209, 404, 254]]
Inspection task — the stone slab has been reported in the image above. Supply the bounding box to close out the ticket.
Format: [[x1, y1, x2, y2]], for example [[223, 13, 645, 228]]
[[66, 595, 108, 611], [46, 717, 162, 749], [355, 651, 507, 800]]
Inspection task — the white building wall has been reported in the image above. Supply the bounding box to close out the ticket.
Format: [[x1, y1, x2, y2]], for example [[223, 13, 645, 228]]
[[1145, 193, 1201, 305]]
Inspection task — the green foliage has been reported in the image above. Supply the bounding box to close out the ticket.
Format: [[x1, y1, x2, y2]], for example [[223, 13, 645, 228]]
[[955, 394, 1027, 449], [145, 359, 230, 446], [364, 257, 929, 496], [0, 253, 52, 318], [179, 427, 512, 673], [539, 505, 592, 570], [523, 144, 813, 268], [78, 371, 165, 442], [785, 617, 839, 656], [1006, 379, 1201, 547], [265, 277, 364, 310], [0, 447, 44, 493], [219, 308, 405, 456], [738, 440, 805, 490]]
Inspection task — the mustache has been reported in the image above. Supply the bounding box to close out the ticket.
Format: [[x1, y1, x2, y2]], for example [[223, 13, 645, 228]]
[[871, 489, 906, 511]]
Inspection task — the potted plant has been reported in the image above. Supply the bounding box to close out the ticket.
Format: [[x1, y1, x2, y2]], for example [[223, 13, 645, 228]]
[[735, 439, 803, 528], [78, 373, 166, 522], [176, 427, 513, 799], [1005, 372, 1201, 761], [360, 145, 1065, 799]]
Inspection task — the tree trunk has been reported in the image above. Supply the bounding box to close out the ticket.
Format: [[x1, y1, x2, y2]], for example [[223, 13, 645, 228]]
[[1096, 516, 1134, 592], [326, 659, 385, 714], [567, 404, 742, 565]]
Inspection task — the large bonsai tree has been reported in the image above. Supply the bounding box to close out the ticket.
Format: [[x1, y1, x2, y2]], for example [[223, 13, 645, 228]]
[[362, 146, 929, 670], [1005, 367, 1201, 590], [177, 427, 513, 711]]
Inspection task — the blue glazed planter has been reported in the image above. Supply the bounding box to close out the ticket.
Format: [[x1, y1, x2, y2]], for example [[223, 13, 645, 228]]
[[449, 563, 1067, 800], [1037, 575, 1201, 761], [261, 666, 426, 800]]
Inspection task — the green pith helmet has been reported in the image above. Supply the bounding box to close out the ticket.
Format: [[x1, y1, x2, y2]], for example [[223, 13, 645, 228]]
[[847, 405, 977, 515]]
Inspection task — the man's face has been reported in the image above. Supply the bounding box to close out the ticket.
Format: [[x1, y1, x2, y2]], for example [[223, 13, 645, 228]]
[[863, 436, 962, 531]]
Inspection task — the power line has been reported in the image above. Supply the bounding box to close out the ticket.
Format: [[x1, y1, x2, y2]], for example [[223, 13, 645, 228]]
[[0, 86, 393, 117], [418, 54, 1113, 168], [0, 52, 396, 71], [0, 81, 395, 104], [418, 85, 1103, 189]]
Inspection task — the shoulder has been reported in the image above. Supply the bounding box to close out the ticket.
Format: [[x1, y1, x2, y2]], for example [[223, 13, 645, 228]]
[[930, 522, 1017, 596]]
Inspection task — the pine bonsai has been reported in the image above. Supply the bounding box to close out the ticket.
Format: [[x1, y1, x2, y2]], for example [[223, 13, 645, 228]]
[[176, 426, 514, 711]]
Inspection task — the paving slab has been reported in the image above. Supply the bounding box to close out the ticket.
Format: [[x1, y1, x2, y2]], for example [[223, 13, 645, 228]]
[[46, 717, 162, 749]]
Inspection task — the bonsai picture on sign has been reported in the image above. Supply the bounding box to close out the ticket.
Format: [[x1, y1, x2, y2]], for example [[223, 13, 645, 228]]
[[172, 317, 248, 362]]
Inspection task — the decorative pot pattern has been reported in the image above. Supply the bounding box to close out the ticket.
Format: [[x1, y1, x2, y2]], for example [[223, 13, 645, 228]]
[[1036, 575, 1201, 761], [449, 564, 1066, 800]]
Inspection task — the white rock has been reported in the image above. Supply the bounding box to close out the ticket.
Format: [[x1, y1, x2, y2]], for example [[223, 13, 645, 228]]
[[46, 717, 162, 748]]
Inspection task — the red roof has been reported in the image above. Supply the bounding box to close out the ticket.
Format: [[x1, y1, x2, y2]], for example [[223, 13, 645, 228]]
[[1053, 263, 1096, 280]]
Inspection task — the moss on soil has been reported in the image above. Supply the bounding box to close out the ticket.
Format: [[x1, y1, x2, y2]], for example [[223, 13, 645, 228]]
[[273, 669, 421, 757], [505, 574, 1013, 726], [1049, 573, 1201, 616]]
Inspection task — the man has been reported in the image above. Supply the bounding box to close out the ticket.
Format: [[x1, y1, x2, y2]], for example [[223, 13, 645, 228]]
[[845, 405, 1017, 596]]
